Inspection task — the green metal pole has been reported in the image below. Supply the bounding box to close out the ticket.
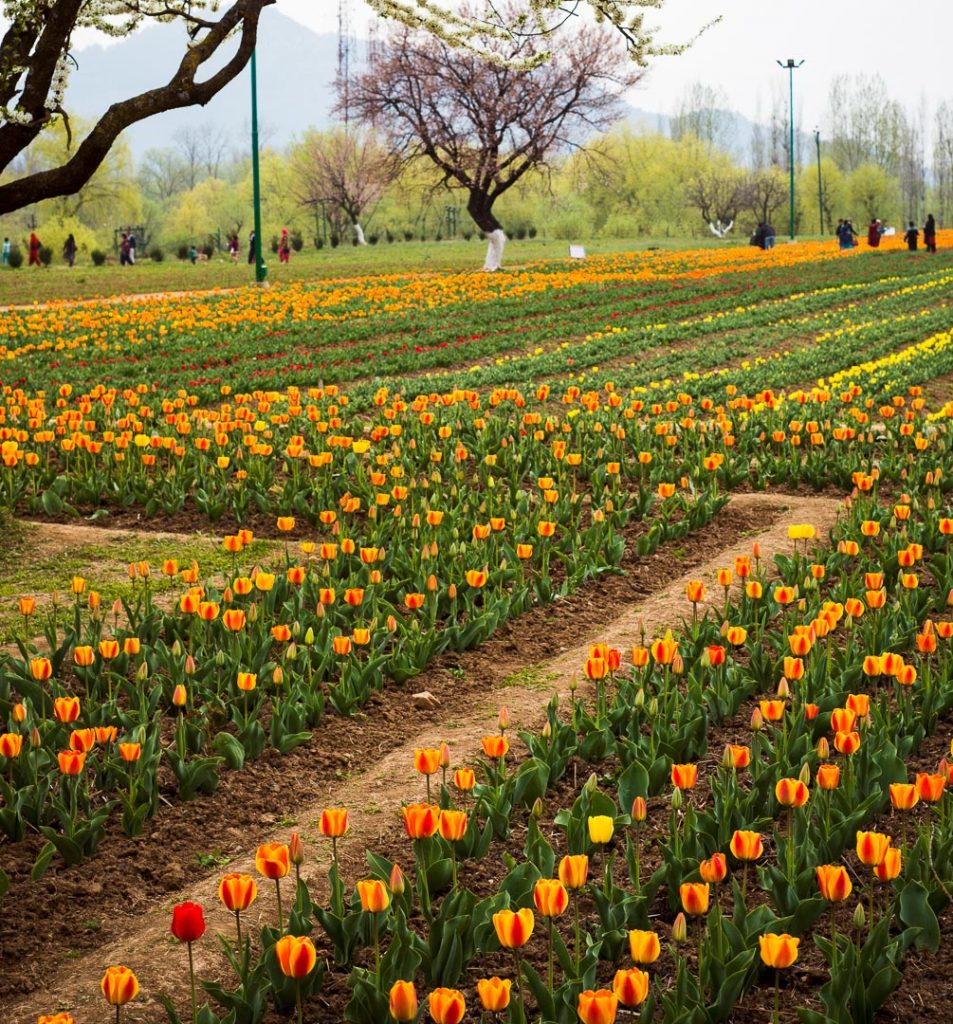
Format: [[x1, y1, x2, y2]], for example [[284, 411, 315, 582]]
[[251, 49, 266, 284], [788, 64, 795, 240], [815, 130, 824, 235]]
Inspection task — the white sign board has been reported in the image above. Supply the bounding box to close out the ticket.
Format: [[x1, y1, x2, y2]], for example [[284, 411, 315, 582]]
[[569, 245, 586, 260]]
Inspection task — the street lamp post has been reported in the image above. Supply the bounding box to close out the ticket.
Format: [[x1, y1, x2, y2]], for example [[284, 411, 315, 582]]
[[777, 58, 804, 241], [250, 49, 267, 284], [814, 129, 824, 236]]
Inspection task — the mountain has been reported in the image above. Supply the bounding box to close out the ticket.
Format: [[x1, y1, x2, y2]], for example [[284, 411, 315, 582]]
[[68, 12, 339, 155]]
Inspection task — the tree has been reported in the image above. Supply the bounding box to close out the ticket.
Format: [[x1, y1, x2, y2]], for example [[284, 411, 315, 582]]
[[292, 129, 401, 245], [140, 148, 188, 203], [935, 101, 953, 225], [686, 159, 747, 237], [350, 9, 641, 270], [670, 82, 733, 153], [848, 164, 898, 224], [0, 0, 275, 216], [744, 168, 788, 227]]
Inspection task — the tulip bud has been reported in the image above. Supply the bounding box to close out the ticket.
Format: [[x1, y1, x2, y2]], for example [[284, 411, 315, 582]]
[[817, 737, 830, 760], [750, 707, 764, 731], [215, 648, 226, 667], [289, 831, 304, 865], [390, 863, 405, 896], [671, 653, 684, 675], [30, 726, 41, 748], [584, 772, 598, 794], [304, 627, 315, 645], [247, 603, 258, 623], [672, 912, 687, 943], [671, 787, 683, 810], [136, 660, 150, 683], [171, 639, 183, 658], [498, 706, 511, 732], [631, 796, 647, 823], [273, 666, 284, 686], [286, 642, 298, 662], [438, 742, 450, 768], [799, 762, 812, 785], [635, 688, 645, 708], [541, 720, 552, 740], [184, 654, 196, 676], [852, 901, 866, 931], [172, 684, 187, 707], [777, 677, 790, 699], [648, 698, 658, 717]]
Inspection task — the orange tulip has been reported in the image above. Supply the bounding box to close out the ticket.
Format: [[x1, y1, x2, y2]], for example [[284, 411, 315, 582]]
[[816, 764, 840, 790], [816, 864, 852, 901], [578, 988, 619, 1024], [428, 987, 466, 1024], [700, 853, 728, 884], [357, 878, 390, 913], [671, 763, 698, 789], [558, 854, 589, 890], [874, 847, 902, 882], [414, 747, 441, 775], [916, 772, 946, 802], [320, 807, 349, 838], [453, 767, 476, 791], [729, 830, 763, 861], [218, 873, 257, 912], [0, 732, 23, 758], [834, 731, 861, 755], [30, 657, 52, 681], [613, 968, 650, 1007], [725, 744, 750, 768], [482, 735, 509, 758], [222, 608, 246, 631], [759, 699, 785, 722], [492, 907, 535, 947], [889, 783, 919, 810], [775, 778, 809, 807], [476, 977, 511, 1012], [628, 929, 661, 964], [759, 933, 799, 969], [439, 809, 468, 842], [856, 831, 892, 867], [533, 878, 569, 917], [100, 965, 139, 1005], [679, 882, 710, 915], [255, 843, 290, 879], [73, 645, 94, 667], [57, 749, 86, 775], [275, 934, 317, 979], [830, 708, 857, 733], [403, 802, 439, 839], [389, 979, 419, 1022], [69, 727, 96, 752]]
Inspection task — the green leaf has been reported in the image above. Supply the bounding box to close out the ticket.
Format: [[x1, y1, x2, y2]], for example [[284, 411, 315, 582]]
[[899, 880, 940, 952], [213, 731, 246, 771]]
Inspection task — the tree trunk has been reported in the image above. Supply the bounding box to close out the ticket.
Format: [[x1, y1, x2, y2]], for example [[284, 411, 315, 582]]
[[466, 190, 506, 271], [353, 221, 367, 245]]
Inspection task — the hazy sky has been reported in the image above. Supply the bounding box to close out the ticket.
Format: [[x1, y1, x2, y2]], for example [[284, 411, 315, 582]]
[[276, 0, 951, 129], [66, 0, 951, 130]]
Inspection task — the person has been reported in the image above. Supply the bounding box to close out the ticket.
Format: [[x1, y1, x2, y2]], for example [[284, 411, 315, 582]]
[[762, 221, 776, 249], [248, 230, 256, 265], [1, 237, 9, 265], [127, 229, 137, 265], [62, 233, 77, 268], [867, 219, 881, 248], [845, 220, 858, 248], [904, 221, 919, 251], [279, 227, 291, 264], [924, 213, 937, 253], [28, 231, 41, 266], [228, 233, 239, 262], [189, 244, 198, 265], [119, 232, 131, 266]]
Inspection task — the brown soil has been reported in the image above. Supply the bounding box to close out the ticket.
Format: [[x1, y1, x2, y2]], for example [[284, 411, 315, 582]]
[[1, 492, 843, 1023]]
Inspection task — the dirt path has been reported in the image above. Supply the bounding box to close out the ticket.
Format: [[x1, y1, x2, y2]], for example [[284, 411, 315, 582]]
[[7, 491, 842, 1023]]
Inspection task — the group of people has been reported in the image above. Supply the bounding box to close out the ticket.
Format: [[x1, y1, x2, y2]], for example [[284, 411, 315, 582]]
[[751, 222, 777, 250], [119, 229, 137, 266], [835, 219, 860, 249], [856, 215, 939, 253], [903, 214, 938, 252], [242, 228, 292, 265]]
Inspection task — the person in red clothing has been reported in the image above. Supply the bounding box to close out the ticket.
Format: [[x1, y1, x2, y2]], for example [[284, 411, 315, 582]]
[[28, 231, 41, 266], [867, 219, 881, 248]]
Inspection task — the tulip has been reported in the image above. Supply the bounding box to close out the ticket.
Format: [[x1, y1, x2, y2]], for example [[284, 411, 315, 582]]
[[53, 696, 80, 723], [730, 829, 763, 861], [439, 809, 468, 886], [57, 749, 86, 775], [171, 902, 205, 1024], [389, 979, 418, 1021], [680, 881, 710, 915], [613, 968, 649, 1007], [916, 772, 946, 802], [320, 807, 349, 838], [578, 988, 619, 1024], [428, 987, 466, 1024], [588, 814, 614, 844], [477, 976, 511, 1012], [256, 842, 290, 929], [816, 864, 852, 902], [889, 782, 919, 810], [558, 854, 589, 890], [101, 965, 139, 1015], [700, 852, 727, 884], [816, 764, 840, 790], [671, 762, 698, 790], [39, 1014, 77, 1024], [834, 730, 861, 755], [218, 873, 257, 945], [775, 778, 809, 808], [856, 831, 892, 867], [276, 934, 317, 1024], [453, 767, 476, 792], [493, 906, 534, 947], [628, 928, 661, 963], [760, 932, 800, 1024], [0, 732, 23, 758], [874, 847, 902, 882], [403, 802, 439, 839], [482, 734, 509, 760], [725, 744, 750, 768]]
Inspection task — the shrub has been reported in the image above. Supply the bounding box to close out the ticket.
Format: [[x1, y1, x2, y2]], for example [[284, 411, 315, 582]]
[[202, 244, 214, 258], [177, 244, 190, 261], [514, 226, 527, 240], [330, 234, 340, 248], [38, 245, 53, 266], [7, 245, 23, 269], [368, 233, 379, 245], [291, 232, 304, 252], [270, 236, 279, 254], [528, 226, 537, 239], [91, 249, 107, 266], [149, 247, 164, 262], [385, 229, 395, 243], [462, 229, 473, 241], [314, 237, 324, 250], [403, 230, 414, 242]]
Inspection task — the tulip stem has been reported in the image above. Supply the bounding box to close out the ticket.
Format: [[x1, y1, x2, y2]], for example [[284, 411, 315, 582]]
[[115, 1006, 120, 1024], [547, 916, 554, 994], [187, 940, 197, 1024], [830, 905, 838, 975], [331, 837, 343, 918], [513, 951, 526, 1023], [235, 909, 242, 949], [275, 878, 284, 933], [573, 895, 582, 976], [773, 969, 780, 1024], [373, 914, 381, 991], [296, 982, 304, 1024]]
